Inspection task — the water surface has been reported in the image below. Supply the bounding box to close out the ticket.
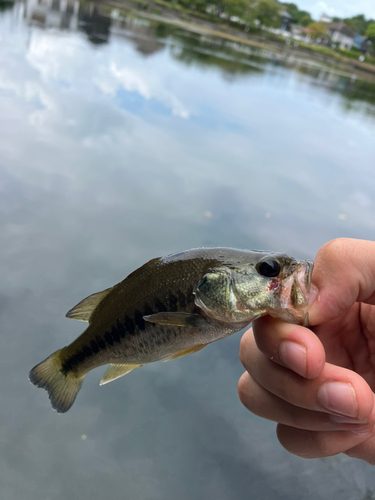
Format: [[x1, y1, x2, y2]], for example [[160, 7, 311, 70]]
[[1, 2, 375, 499]]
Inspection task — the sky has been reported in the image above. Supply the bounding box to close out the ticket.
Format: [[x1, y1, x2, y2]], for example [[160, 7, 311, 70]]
[[294, 0, 375, 20]]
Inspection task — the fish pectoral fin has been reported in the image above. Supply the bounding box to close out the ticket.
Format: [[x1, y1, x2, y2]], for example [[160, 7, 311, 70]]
[[66, 287, 113, 322], [100, 363, 143, 386], [162, 344, 207, 362], [143, 312, 204, 327]]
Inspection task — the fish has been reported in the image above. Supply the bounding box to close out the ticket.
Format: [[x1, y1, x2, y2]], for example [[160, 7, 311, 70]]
[[29, 247, 313, 413]]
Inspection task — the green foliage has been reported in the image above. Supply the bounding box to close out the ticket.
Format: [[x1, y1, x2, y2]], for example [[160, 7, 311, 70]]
[[297, 12, 312, 26], [307, 21, 328, 39], [334, 14, 375, 37], [0, 0, 14, 11], [222, 0, 249, 18], [366, 23, 375, 43], [336, 48, 364, 59], [344, 14, 367, 35], [254, 1, 281, 28], [282, 2, 298, 18], [179, 0, 207, 10], [282, 3, 311, 26]]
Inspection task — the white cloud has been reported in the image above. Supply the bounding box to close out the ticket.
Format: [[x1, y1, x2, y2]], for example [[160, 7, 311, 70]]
[[25, 30, 191, 119], [94, 61, 191, 118]]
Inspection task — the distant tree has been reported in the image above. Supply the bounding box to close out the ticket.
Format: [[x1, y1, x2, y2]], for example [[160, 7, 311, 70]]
[[307, 21, 329, 39], [254, 1, 281, 28], [282, 3, 311, 26], [297, 11, 312, 26], [222, 0, 249, 18], [344, 14, 375, 36], [366, 23, 375, 43], [282, 2, 298, 19], [0, 0, 14, 11]]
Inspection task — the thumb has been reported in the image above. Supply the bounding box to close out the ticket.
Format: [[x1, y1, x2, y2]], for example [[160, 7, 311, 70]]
[[309, 238, 375, 326]]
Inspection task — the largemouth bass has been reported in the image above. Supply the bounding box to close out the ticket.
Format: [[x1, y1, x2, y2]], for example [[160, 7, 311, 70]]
[[29, 247, 313, 413]]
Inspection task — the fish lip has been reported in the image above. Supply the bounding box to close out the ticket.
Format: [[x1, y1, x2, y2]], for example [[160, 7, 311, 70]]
[[278, 260, 314, 326], [297, 260, 313, 327]]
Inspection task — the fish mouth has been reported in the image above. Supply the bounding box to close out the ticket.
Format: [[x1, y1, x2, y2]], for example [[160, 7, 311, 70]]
[[277, 260, 313, 326]]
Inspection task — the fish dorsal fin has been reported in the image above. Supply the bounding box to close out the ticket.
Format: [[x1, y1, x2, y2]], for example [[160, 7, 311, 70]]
[[162, 344, 207, 362], [66, 288, 113, 322], [143, 312, 204, 328], [99, 363, 143, 386]]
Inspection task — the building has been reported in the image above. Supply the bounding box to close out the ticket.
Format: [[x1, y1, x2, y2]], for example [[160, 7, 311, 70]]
[[328, 22, 355, 50], [23, 0, 80, 30], [279, 10, 292, 31], [319, 13, 332, 24], [354, 35, 372, 53]]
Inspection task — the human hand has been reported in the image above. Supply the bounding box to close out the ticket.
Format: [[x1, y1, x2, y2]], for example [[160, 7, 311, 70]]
[[238, 238, 375, 463]]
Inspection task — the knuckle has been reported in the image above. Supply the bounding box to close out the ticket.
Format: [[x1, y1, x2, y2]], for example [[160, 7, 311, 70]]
[[276, 425, 315, 458], [237, 374, 259, 415], [237, 373, 249, 406], [239, 333, 250, 366], [287, 407, 301, 429], [309, 431, 332, 457], [274, 378, 289, 401], [276, 424, 294, 452]]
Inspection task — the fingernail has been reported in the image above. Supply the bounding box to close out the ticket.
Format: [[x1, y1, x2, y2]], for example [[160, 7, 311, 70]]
[[329, 415, 367, 424], [350, 427, 373, 436], [279, 341, 306, 377], [309, 284, 319, 305], [317, 382, 358, 417]]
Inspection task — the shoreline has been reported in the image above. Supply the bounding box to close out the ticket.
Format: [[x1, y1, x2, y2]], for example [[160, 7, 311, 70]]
[[101, 0, 375, 81]]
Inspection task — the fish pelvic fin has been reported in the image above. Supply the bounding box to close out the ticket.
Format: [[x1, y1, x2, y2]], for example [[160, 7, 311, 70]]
[[66, 287, 113, 322], [29, 350, 84, 413], [162, 344, 207, 362], [100, 363, 143, 386], [143, 312, 205, 328]]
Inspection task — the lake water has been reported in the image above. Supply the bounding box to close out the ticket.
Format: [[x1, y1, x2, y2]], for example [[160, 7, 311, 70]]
[[1, 1, 375, 499]]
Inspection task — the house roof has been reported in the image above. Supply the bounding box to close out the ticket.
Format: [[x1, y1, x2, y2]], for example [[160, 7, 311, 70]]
[[279, 11, 292, 19], [328, 22, 355, 39]]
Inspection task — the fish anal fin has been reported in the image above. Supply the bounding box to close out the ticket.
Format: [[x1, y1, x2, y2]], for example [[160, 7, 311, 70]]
[[162, 344, 207, 362], [143, 312, 204, 328], [99, 363, 143, 386], [66, 287, 113, 322]]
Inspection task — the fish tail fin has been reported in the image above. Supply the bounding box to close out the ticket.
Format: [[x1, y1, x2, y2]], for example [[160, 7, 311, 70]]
[[29, 350, 84, 413]]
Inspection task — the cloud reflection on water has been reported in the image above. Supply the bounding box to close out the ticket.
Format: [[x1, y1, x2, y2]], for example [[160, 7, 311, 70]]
[[1, 2, 375, 499]]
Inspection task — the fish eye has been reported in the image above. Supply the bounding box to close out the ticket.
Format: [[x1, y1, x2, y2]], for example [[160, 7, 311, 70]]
[[256, 259, 281, 278]]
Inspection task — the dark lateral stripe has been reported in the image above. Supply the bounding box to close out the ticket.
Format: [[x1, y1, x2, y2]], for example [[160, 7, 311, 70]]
[[82, 346, 92, 357], [112, 321, 126, 343], [97, 338, 106, 350], [154, 298, 167, 312], [104, 330, 114, 346], [168, 293, 178, 311], [134, 310, 145, 331], [177, 290, 186, 308], [143, 303, 153, 316], [111, 328, 121, 343], [124, 316, 135, 335], [62, 344, 94, 373], [64, 304, 157, 374], [90, 340, 100, 353]]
